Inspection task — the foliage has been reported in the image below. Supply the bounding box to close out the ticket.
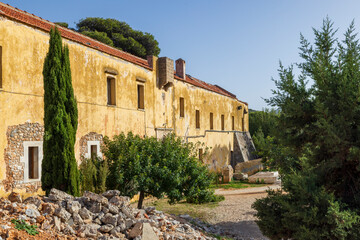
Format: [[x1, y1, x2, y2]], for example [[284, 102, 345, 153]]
[[103, 132, 216, 208], [249, 108, 278, 137], [253, 18, 360, 239], [54, 22, 69, 28], [80, 157, 109, 194], [210, 180, 267, 189], [77, 18, 160, 58], [42, 27, 80, 196], [11, 219, 39, 236]]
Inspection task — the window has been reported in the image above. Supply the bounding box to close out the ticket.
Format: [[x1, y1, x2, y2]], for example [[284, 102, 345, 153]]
[[107, 77, 116, 105], [196, 110, 200, 129], [85, 141, 102, 159], [210, 112, 213, 130], [199, 148, 203, 162], [221, 114, 225, 130], [137, 84, 144, 109], [179, 97, 184, 117], [20, 141, 43, 182], [232, 116, 235, 130], [28, 147, 39, 179], [90, 145, 98, 159], [0, 46, 2, 88]]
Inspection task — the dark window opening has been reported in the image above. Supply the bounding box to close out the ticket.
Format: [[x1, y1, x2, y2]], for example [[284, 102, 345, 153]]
[[91, 145, 98, 159], [232, 116, 235, 130], [107, 77, 116, 105], [221, 114, 225, 130], [29, 147, 39, 179], [196, 110, 200, 129], [210, 112, 213, 130], [180, 97, 184, 117], [137, 84, 144, 109]]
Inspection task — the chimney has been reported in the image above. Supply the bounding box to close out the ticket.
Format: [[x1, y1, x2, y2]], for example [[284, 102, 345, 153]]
[[176, 58, 186, 79]]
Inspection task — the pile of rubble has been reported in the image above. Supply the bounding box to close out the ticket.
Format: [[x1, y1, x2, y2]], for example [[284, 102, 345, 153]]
[[0, 189, 217, 240]]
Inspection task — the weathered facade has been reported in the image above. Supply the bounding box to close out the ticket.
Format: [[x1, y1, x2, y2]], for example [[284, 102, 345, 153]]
[[0, 2, 253, 194]]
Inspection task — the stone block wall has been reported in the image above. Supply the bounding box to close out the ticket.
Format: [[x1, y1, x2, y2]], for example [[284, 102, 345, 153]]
[[3, 122, 44, 192]]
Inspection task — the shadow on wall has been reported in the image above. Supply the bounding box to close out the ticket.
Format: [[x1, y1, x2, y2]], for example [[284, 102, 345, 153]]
[[203, 143, 232, 172]]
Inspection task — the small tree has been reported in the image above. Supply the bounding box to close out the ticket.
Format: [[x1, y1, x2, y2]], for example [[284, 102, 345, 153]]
[[42, 28, 80, 196], [103, 132, 216, 209]]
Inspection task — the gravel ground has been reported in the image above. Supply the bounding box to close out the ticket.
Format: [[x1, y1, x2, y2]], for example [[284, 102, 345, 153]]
[[206, 184, 281, 240]]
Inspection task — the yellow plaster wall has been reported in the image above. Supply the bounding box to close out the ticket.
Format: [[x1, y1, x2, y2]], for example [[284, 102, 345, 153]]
[[0, 16, 249, 188]]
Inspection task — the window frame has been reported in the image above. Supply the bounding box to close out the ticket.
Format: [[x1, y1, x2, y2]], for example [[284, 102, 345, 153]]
[[20, 141, 43, 183], [196, 110, 200, 129], [179, 97, 185, 118], [107, 76, 116, 106], [221, 114, 225, 130], [85, 141, 103, 159]]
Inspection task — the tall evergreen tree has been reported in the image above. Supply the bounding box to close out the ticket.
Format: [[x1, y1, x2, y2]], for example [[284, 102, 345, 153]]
[[42, 28, 80, 196]]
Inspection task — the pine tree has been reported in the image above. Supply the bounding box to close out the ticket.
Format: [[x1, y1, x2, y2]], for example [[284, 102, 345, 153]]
[[42, 28, 80, 196]]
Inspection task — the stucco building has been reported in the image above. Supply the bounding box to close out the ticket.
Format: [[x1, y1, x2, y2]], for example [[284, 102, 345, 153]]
[[0, 2, 254, 193]]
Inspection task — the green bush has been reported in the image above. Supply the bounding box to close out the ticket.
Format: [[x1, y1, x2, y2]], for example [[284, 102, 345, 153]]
[[103, 132, 217, 208], [79, 156, 109, 194]]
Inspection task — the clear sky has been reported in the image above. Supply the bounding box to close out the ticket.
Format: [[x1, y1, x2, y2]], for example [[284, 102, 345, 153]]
[[4, 0, 360, 110]]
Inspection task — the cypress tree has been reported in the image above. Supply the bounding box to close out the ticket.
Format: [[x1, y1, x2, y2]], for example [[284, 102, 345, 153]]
[[42, 28, 80, 196]]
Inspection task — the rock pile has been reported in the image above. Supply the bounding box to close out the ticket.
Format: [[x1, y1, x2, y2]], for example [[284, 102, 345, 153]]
[[0, 189, 216, 240]]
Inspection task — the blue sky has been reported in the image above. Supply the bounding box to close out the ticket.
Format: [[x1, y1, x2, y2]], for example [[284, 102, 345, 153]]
[[4, 0, 360, 110]]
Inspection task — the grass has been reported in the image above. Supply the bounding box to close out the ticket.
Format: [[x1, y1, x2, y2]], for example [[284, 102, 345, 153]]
[[210, 180, 268, 190], [141, 198, 220, 221]]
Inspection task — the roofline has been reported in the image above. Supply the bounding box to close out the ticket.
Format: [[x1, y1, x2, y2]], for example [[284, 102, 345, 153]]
[[0, 2, 152, 70]]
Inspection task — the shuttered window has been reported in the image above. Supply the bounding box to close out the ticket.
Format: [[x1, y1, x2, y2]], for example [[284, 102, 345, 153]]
[[221, 114, 225, 130], [107, 77, 116, 105], [232, 116, 235, 130], [210, 112, 213, 130], [29, 147, 39, 179], [180, 97, 184, 117], [196, 110, 200, 129], [137, 84, 144, 109]]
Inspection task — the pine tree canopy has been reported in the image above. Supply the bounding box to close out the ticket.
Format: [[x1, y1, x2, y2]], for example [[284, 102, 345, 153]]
[[76, 17, 160, 59]]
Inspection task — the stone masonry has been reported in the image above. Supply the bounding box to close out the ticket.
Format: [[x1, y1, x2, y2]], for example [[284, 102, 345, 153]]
[[3, 122, 44, 192]]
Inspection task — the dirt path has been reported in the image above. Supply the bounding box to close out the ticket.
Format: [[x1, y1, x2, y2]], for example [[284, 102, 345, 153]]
[[205, 184, 281, 240]]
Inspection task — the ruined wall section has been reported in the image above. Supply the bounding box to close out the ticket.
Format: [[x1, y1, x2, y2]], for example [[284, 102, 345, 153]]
[[3, 122, 44, 192]]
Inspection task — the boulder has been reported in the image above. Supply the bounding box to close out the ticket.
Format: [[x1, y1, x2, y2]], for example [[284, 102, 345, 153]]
[[79, 207, 92, 220], [54, 207, 71, 222], [48, 188, 74, 201], [233, 172, 248, 180], [128, 222, 143, 239], [142, 222, 159, 240], [101, 213, 117, 226], [83, 191, 108, 205], [8, 192, 22, 203], [222, 165, 233, 183], [24, 196, 42, 210], [66, 200, 81, 214]]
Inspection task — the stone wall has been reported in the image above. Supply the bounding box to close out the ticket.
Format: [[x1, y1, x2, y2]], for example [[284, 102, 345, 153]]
[[3, 122, 44, 192], [79, 132, 104, 160]]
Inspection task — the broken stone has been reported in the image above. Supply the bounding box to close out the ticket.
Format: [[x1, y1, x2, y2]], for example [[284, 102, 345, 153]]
[[102, 190, 120, 199], [121, 206, 134, 219], [110, 226, 125, 238], [63, 225, 75, 235], [36, 215, 45, 224], [101, 213, 117, 226], [72, 212, 83, 225], [79, 207, 92, 220], [8, 192, 22, 203], [99, 224, 114, 233], [142, 222, 159, 240], [83, 191, 108, 205], [66, 200, 81, 214], [25, 204, 40, 218], [54, 207, 71, 222], [125, 218, 135, 229], [41, 203, 55, 215], [48, 188, 74, 201], [52, 216, 61, 231], [128, 222, 143, 239], [89, 202, 102, 213], [23, 196, 42, 208], [109, 196, 130, 206], [78, 223, 100, 238], [108, 203, 119, 214]]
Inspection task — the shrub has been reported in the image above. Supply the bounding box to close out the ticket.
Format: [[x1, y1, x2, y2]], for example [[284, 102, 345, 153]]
[[79, 157, 109, 194], [103, 132, 217, 208]]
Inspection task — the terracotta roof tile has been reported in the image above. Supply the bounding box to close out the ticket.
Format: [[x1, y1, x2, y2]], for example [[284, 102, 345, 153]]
[[0, 2, 151, 70], [0, 2, 248, 105]]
